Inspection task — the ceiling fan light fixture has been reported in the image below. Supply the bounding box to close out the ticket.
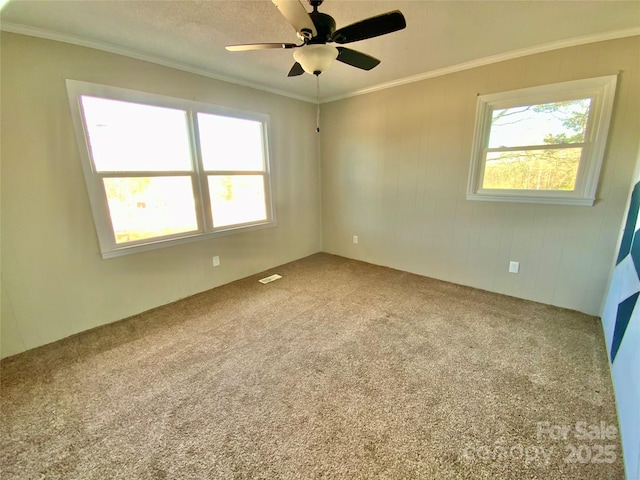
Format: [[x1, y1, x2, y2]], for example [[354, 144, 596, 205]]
[[293, 44, 338, 75]]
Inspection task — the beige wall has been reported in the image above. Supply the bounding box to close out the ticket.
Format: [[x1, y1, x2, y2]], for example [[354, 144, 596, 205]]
[[321, 36, 640, 316], [3, 33, 639, 359], [0, 33, 322, 358]]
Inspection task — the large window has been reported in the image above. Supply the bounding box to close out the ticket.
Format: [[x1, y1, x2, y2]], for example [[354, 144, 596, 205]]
[[66, 80, 274, 258], [467, 75, 617, 205]]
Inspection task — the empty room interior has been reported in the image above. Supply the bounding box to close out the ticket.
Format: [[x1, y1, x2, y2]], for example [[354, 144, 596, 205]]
[[1, 1, 640, 478]]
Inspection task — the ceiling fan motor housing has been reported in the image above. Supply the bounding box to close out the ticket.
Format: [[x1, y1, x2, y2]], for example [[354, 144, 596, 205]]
[[308, 12, 336, 44]]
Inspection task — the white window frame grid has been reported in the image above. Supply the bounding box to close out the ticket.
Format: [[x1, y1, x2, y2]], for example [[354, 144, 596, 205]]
[[66, 79, 276, 258], [467, 75, 618, 206]]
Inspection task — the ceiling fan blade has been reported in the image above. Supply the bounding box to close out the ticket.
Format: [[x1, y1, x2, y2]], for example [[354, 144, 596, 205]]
[[330, 10, 406, 44], [336, 47, 380, 70], [287, 62, 305, 77], [272, 0, 317, 39], [226, 43, 297, 52]]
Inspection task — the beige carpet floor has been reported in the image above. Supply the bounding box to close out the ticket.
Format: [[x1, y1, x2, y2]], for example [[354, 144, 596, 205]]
[[1, 253, 623, 479]]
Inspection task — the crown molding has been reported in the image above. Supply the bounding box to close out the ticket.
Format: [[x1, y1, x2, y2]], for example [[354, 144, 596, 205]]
[[2, 22, 639, 105], [0, 22, 317, 103], [322, 27, 640, 103]]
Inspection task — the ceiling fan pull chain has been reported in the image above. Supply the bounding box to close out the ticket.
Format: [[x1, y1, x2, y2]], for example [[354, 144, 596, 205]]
[[316, 74, 320, 133]]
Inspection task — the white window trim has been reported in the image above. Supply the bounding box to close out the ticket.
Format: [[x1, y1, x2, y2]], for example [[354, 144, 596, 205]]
[[467, 75, 618, 206], [66, 79, 276, 259]]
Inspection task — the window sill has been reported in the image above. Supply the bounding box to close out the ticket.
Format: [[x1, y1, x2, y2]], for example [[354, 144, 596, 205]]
[[100, 220, 277, 259], [466, 193, 595, 206]]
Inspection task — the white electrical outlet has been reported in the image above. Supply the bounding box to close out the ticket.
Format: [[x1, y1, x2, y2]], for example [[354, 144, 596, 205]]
[[353, 235, 359, 244], [509, 261, 520, 273], [212, 256, 220, 267]]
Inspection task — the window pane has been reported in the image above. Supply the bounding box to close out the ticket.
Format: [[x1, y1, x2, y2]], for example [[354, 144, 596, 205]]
[[82, 96, 192, 172], [208, 175, 267, 227], [198, 113, 264, 171], [482, 148, 582, 191], [103, 176, 198, 244], [488, 99, 591, 148]]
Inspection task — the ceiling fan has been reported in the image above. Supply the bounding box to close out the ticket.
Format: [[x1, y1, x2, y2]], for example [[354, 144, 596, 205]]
[[225, 0, 406, 77]]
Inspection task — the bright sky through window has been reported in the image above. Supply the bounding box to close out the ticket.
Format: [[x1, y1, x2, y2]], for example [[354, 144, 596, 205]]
[[82, 96, 192, 172], [488, 99, 591, 148], [198, 113, 264, 171]]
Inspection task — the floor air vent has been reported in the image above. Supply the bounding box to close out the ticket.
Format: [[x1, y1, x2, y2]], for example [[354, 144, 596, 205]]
[[259, 274, 282, 284]]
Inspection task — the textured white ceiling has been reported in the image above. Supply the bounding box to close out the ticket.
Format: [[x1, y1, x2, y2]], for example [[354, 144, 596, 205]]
[[2, 0, 639, 102]]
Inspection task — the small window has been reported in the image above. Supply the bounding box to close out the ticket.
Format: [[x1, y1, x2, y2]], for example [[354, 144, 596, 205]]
[[66, 80, 274, 258], [467, 76, 617, 205]]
